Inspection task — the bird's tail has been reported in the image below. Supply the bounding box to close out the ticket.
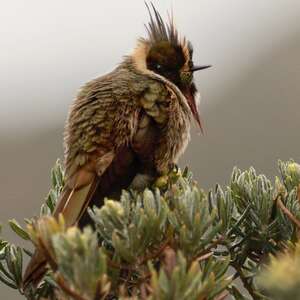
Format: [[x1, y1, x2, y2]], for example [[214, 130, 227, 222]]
[[22, 176, 99, 289]]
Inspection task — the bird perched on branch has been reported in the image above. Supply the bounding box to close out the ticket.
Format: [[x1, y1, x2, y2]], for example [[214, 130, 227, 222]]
[[23, 3, 211, 287]]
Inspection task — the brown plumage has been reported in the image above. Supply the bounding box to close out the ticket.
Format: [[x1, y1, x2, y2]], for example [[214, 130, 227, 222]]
[[23, 3, 210, 288]]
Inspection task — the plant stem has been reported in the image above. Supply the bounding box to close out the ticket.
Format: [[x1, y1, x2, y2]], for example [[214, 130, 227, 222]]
[[276, 194, 300, 228], [55, 274, 88, 300]]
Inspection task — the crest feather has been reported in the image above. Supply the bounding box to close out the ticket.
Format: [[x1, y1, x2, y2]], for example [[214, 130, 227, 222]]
[[145, 2, 180, 47], [144, 2, 193, 63]]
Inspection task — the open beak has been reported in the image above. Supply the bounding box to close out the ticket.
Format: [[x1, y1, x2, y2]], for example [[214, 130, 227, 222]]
[[191, 65, 212, 72], [187, 95, 204, 134], [183, 65, 211, 134]]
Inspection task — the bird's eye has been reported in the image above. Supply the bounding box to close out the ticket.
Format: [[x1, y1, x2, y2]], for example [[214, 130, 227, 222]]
[[156, 64, 162, 70]]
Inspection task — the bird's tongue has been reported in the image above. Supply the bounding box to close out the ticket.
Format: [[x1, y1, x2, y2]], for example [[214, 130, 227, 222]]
[[184, 88, 203, 133]]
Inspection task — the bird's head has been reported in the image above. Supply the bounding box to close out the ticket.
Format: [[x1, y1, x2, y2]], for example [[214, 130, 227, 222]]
[[132, 3, 211, 131]]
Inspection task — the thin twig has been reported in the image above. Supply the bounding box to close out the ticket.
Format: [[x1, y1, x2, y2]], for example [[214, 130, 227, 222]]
[[139, 238, 170, 265], [195, 252, 213, 262], [106, 238, 170, 272], [106, 258, 133, 271], [55, 274, 88, 300], [214, 290, 230, 300], [275, 194, 300, 228], [191, 236, 225, 262], [140, 283, 148, 300]]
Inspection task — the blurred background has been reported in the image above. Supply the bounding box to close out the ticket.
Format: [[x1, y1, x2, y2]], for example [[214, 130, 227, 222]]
[[1, 0, 300, 298]]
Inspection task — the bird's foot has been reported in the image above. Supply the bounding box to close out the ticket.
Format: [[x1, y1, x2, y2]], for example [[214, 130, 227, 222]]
[[168, 163, 179, 173]]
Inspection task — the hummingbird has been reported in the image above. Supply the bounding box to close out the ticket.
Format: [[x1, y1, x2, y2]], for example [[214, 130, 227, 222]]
[[23, 3, 211, 287]]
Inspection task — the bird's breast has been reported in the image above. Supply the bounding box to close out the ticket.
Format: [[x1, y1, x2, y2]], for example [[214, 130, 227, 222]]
[[134, 92, 191, 173]]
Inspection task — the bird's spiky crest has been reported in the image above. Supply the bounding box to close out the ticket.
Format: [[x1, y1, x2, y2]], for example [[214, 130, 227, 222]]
[[144, 2, 192, 60]]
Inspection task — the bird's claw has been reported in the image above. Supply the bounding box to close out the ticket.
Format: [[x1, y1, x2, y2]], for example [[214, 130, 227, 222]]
[[169, 163, 179, 173]]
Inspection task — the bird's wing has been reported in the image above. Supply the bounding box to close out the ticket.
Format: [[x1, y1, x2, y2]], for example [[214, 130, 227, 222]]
[[23, 71, 141, 288]]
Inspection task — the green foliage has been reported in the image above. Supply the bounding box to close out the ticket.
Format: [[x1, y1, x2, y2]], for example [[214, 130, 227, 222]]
[[8, 219, 31, 241], [211, 162, 300, 300], [28, 217, 110, 300], [0, 238, 23, 290], [1, 160, 300, 299], [40, 160, 65, 216], [53, 227, 108, 293], [278, 159, 300, 192], [90, 189, 169, 264], [148, 251, 230, 300], [167, 178, 219, 258]]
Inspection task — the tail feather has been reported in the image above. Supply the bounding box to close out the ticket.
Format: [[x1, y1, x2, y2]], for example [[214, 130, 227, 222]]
[[23, 146, 138, 288], [57, 179, 99, 227], [22, 177, 99, 288]]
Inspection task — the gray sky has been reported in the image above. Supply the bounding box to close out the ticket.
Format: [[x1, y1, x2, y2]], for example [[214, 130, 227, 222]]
[[1, 1, 300, 298]]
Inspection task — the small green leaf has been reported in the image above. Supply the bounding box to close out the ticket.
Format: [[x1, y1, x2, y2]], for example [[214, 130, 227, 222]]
[[8, 219, 30, 240], [0, 273, 17, 289]]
